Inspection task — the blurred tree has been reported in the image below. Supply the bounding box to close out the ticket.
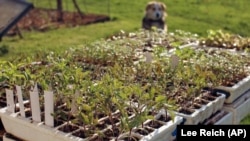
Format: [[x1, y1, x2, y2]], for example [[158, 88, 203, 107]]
[[56, 0, 63, 22], [56, 0, 84, 22]]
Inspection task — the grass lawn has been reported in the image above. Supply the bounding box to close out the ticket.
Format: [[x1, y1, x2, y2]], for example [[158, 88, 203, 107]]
[[1, 0, 250, 60], [0, 0, 250, 124]]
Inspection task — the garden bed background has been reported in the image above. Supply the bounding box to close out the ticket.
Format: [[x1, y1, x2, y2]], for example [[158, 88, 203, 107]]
[[7, 7, 110, 35]]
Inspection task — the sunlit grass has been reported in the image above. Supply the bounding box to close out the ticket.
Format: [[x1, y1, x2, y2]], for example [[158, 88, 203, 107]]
[[1, 0, 250, 59]]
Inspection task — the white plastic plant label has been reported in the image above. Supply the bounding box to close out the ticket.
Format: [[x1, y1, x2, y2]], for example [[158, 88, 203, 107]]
[[30, 84, 41, 122], [6, 89, 15, 113], [71, 90, 79, 115], [44, 91, 54, 127], [170, 55, 179, 69], [144, 52, 153, 63], [16, 85, 25, 117]]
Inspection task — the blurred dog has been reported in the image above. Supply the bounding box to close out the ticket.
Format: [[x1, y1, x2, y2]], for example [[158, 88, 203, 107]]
[[142, 1, 167, 31]]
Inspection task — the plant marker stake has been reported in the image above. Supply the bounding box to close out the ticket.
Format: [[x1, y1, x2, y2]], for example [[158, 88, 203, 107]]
[[44, 91, 54, 127], [144, 52, 153, 63], [30, 84, 41, 122], [170, 55, 179, 69], [16, 85, 25, 117], [6, 89, 15, 113], [71, 90, 79, 115]]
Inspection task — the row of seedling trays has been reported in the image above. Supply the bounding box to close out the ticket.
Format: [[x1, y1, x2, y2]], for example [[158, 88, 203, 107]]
[[3, 82, 250, 141], [2, 44, 250, 141], [1, 77, 250, 141], [0, 83, 234, 141], [0, 85, 184, 141], [193, 44, 250, 125]]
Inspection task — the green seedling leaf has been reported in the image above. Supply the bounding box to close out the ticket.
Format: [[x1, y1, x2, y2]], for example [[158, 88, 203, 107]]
[[155, 95, 166, 103], [81, 113, 89, 124], [81, 104, 92, 112]]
